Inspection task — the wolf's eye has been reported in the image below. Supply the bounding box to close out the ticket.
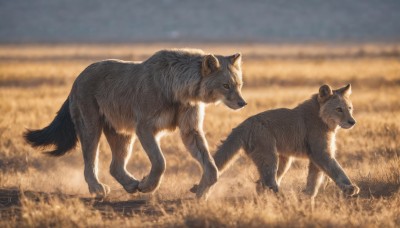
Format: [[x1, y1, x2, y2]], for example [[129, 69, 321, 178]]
[[336, 107, 343, 112], [348, 106, 352, 110], [223, 84, 230, 89]]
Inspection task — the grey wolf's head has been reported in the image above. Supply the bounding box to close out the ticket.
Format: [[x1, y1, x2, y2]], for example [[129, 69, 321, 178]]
[[199, 53, 246, 110], [318, 84, 356, 130]]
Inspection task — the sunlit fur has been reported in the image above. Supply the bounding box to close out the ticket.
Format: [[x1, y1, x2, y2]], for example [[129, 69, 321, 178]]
[[24, 49, 246, 199]]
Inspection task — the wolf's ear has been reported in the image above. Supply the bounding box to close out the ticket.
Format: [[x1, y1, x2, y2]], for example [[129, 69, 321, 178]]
[[202, 54, 220, 76], [335, 84, 352, 97], [318, 84, 333, 103], [229, 53, 242, 67]]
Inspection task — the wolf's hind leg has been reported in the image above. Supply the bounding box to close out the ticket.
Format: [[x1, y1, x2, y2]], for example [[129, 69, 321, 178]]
[[303, 161, 324, 197], [74, 112, 110, 197], [103, 125, 139, 193], [136, 125, 166, 193], [276, 155, 292, 186]]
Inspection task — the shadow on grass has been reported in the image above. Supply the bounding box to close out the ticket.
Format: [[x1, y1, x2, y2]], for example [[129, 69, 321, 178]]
[[357, 177, 400, 198], [0, 188, 187, 220]]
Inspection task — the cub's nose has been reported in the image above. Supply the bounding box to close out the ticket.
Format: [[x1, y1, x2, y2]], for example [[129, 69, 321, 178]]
[[238, 101, 247, 107], [348, 120, 356, 126]]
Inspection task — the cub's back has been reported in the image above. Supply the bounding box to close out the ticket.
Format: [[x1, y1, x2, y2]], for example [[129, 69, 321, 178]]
[[249, 108, 308, 155]]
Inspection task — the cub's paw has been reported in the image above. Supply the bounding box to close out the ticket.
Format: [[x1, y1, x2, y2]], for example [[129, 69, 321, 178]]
[[89, 183, 110, 198], [342, 184, 360, 196]]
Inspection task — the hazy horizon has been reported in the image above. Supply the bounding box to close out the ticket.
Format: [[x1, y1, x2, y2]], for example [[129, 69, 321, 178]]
[[1, 0, 400, 44]]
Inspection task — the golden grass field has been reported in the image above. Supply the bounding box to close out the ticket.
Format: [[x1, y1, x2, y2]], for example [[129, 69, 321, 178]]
[[0, 43, 399, 227]]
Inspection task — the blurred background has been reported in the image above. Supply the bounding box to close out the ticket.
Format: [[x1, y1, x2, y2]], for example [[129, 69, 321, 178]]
[[1, 1, 400, 226], [1, 0, 400, 44]]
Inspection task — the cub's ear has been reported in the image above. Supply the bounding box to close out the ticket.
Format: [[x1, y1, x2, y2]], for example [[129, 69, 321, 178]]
[[318, 84, 333, 103], [229, 53, 242, 67], [202, 54, 220, 76], [335, 84, 352, 97]]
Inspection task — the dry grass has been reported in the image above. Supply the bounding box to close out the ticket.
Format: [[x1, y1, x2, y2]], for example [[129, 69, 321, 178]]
[[0, 43, 399, 227]]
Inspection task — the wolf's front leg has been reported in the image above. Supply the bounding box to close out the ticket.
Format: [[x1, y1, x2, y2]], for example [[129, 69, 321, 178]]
[[179, 106, 218, 199], [309, 150, 359, 196], [136, 125, 166, 193], [181, 129, 218, 199]]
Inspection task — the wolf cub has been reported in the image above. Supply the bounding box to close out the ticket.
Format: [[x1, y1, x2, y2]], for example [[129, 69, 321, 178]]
[[194, 84, 359, 198]]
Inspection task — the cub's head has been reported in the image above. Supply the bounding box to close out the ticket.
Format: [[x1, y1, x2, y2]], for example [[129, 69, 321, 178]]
[[318, 84, 356, 130], [199, 53, 246, 110]]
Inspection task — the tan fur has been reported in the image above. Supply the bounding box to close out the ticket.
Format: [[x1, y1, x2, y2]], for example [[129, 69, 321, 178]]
[[196, 84, 359, 198], [28, 49, 247, 199]]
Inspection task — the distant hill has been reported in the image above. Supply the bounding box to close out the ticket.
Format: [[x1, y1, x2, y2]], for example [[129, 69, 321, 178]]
[[1, 0, 400, 43]]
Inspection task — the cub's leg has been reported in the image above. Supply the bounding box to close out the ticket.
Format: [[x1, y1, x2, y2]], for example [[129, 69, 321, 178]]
[[276, 155, 292, 185], [72, 106, 109, 197], [249, 144, 279, 194], [136, 125, 166, 193], [303, 161, 324, 197], [103, 125, 139, 193], [309, 150, 359, 196]]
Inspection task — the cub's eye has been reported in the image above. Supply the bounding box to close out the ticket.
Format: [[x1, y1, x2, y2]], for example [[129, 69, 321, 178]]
[[336, 107, 343, 112], [348, 106, 352, 110], [223, 84, 230, 89]]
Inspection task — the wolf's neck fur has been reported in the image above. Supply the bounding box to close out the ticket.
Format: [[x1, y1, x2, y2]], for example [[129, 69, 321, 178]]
[[296, 94, 334, 134], [171, 64, 203, 105], [150, 53, 204, 105]]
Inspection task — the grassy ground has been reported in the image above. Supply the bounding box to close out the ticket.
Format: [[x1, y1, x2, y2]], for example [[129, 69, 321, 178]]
[[0, 43, 399, 227]]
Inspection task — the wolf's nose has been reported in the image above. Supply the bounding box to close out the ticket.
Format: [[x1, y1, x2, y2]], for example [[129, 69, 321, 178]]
[[348, 120, 356, 125], [238, 101, 247, 107]]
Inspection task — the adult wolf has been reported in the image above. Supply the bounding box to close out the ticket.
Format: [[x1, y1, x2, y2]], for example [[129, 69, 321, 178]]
[[24, 49, 246, 199], [193, 84, 359, 198]]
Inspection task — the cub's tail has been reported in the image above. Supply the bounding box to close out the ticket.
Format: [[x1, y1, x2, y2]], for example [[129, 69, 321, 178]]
[[214, 125, 247, 171], [24, 98, 78, 156]]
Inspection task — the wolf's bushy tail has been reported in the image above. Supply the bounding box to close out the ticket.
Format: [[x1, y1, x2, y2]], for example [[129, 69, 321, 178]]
[[24, 98, 78, 157], [214, 125, 247, 171]]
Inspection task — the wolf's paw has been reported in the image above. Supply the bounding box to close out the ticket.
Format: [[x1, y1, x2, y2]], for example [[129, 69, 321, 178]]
[[342, 184, 360, 196], [255, 180, 264, 195], [190, 184, 199, 193], [194, 184, 212, 200], [302, 188, 317, 198], [255, 180, 279, 195], [138, 176, 159, 193], [89, 183, 110, 198], [123, 179, 140, 193], [302, 185, 319, 197], [206, 166, 218, 186]]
